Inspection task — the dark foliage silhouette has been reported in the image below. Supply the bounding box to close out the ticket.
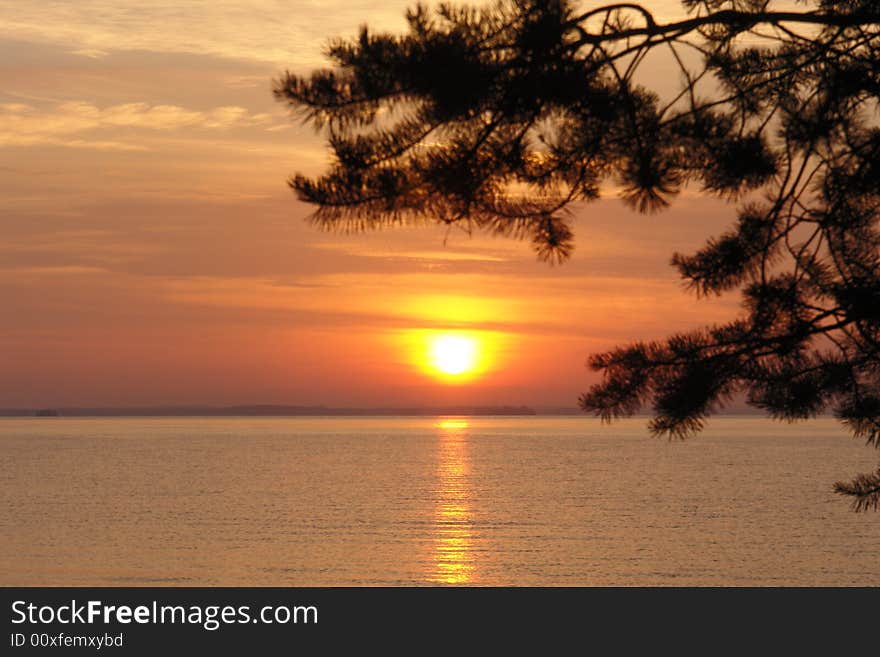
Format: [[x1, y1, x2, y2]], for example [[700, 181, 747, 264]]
[[275, 0, 880, 510]]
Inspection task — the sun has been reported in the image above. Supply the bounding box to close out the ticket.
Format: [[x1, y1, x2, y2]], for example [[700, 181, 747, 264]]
[[429, 335, 478, 376], [400, 328, 500, 383]]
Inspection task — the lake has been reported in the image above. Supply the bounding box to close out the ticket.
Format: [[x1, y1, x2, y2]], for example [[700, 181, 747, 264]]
[[1, 416, 878, 585]]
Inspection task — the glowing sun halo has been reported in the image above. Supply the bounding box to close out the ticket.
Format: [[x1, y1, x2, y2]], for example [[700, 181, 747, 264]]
[[429, 335, 478, 376]]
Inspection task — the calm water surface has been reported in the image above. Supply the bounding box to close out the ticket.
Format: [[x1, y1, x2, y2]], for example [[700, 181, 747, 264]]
[[1, 416, 878, 585]]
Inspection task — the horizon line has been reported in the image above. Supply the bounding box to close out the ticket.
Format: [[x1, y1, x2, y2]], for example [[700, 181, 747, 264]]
[[0, 403, 770, 418]]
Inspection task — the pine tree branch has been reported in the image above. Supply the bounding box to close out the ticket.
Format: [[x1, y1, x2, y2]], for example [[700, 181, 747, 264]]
[[569, 7, 878, 46]]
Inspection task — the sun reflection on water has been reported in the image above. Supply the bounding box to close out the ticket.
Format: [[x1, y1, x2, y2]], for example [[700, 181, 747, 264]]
[[435, 419, 469, 430], [430, 418, 475, 584]]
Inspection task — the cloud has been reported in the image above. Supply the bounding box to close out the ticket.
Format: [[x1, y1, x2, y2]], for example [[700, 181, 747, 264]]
[[1, 265, 110, 276], [0, 100, 278, 150], [155, 268, 739, 344], [69, 48, 109, 59], [312, 242, 509, 263], [0, 1, 415, 66]]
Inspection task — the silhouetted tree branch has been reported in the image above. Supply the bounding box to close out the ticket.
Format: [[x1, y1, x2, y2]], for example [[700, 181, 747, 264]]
[[275, 0, 880, 510]]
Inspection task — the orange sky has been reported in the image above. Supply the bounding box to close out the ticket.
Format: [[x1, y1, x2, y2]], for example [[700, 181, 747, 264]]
[[0, 1, 745, 408]]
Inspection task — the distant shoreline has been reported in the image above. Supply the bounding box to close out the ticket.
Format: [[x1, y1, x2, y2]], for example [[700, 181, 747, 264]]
[[0, 405, 769, 417], [0, 405, 545, 417]]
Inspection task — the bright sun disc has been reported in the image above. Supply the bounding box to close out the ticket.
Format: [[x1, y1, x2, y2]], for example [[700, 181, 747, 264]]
[[429, 335, 477, 375]]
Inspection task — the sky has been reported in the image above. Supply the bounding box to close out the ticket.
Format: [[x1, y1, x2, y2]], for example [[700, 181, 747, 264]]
[[0, 1, 746, 408]]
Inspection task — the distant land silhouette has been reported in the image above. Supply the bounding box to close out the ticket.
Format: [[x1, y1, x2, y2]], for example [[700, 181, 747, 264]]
[[0, 403, 769, 417], [0, 405, 544, 417]]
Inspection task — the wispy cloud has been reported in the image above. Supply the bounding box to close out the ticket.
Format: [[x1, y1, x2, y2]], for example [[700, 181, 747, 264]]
[[0, 1, 413, 66], [1, 265, 110, 276], [69, 47, 109, 59], [313, 242, 509, 263], [0, 100, 277, 150], [156, 268, 738, 342]]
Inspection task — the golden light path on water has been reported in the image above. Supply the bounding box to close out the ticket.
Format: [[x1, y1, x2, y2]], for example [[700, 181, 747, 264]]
[[430, 419, 475, 584]]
